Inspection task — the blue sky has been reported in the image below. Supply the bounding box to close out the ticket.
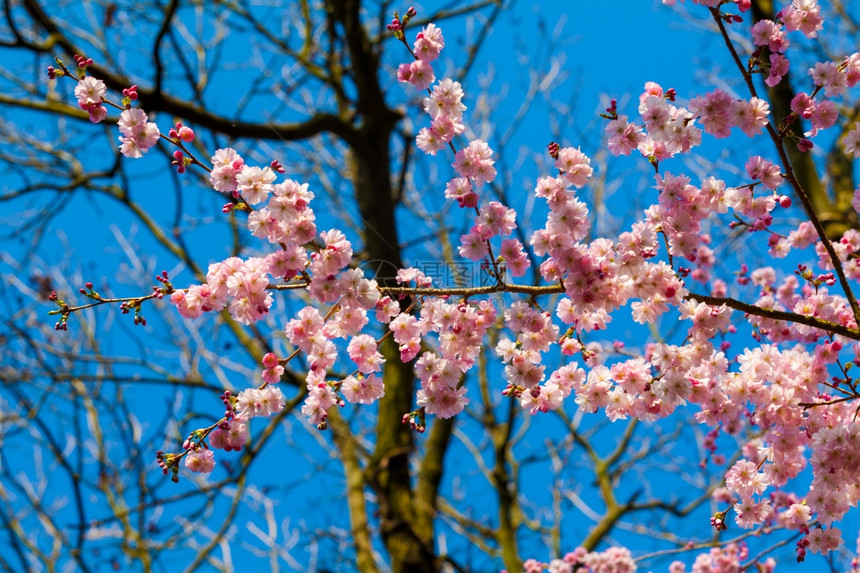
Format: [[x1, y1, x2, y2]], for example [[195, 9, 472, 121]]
[[2, 0, 860, 571]]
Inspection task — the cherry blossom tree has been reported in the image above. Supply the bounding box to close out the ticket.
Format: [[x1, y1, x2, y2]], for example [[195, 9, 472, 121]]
[[2, 0, 860, 572]]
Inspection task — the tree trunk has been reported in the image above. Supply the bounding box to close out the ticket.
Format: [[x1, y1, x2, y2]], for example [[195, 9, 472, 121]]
[[329, 0, 439, 570]]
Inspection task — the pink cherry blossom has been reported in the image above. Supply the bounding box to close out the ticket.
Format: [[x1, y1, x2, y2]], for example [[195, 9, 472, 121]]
[[453, 139, 497, 185], [413, 23, 444, 62], [74, 76, 106, 104], [783, 0, 824, 38], [605, 115, 645, 155], [210, 418, 249, 452], [731, 97, 770, 137], [341, 373, 385, 404], [766, 53, 790, 87], [117, 108, 160, 158], [184, 448, 215, 473], [554, 147, 593, 188], [236, 165, 276, 205], [844, 122, 860, 158]]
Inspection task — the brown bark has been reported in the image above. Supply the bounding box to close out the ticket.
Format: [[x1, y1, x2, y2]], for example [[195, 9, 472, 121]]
[[328, 0, 441, 570], [750, 0, 858, 238]]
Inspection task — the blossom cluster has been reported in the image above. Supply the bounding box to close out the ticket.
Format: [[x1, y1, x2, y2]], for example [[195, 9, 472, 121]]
[[114, 108, 159, 157], [74, 76, 107, 123], [396, 22, 444, 90], [521, 546, 636, 573], [52, 0, 860, 567], [392, 9, 859, 561]]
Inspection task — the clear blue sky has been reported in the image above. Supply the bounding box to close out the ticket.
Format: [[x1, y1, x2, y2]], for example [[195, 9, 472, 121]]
[[3, 0, 860, 571]]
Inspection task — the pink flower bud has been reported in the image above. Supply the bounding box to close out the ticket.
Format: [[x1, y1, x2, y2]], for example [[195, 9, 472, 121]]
[[461, 192, 478, 209], [178, 126, 195, 142], [262, 352, 280, 369]]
